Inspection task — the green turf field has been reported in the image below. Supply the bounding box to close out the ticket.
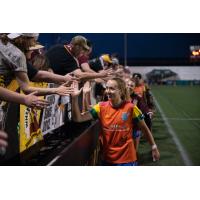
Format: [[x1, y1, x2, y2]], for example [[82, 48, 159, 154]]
[[138, 86, 200, 166]]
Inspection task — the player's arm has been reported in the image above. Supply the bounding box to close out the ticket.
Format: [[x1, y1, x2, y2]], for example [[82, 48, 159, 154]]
[[71, 87, 93, 122], [133, 105, 160, 161]]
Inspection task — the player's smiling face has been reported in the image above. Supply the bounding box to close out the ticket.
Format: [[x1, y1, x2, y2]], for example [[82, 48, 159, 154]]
[[105, 80, 121, 103]]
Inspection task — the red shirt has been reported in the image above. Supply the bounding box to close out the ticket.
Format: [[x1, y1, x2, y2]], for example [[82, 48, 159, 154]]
[[78, 55, 89, 65]]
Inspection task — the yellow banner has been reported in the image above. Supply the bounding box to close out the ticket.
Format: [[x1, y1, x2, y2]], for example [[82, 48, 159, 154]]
[[19, 82, 48, 153]]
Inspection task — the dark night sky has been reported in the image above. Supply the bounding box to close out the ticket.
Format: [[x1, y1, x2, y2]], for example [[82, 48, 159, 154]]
[[39, 33, 200, 65], [127, 34, 200, 58]]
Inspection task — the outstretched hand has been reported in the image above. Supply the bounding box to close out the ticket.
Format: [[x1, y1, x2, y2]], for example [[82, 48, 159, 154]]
[[71, 87, 83, 98], [24, 91, 49, 109], [55, 84, 75, 96], [83, 82, 91, 94], [101, 68, 115, 77], [65, 74, 80, 82]]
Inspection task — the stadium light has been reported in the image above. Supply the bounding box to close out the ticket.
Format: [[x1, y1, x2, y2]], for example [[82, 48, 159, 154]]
[[190, 45, 200, 60]]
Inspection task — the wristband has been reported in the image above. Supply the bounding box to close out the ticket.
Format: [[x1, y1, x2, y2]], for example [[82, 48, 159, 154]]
[[151, 144, 157, 150], [147, 112, 153, 115]]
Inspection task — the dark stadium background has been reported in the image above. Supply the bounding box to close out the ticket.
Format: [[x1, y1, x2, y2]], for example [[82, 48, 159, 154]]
[[38, 33, 200, 66]]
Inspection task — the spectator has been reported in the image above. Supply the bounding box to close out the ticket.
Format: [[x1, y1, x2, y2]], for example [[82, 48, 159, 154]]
[[89, 54, 113, 72], [111, 53, 119, 62], [25, 42, 77, 84], [0, 33, 73, 96], [46, 35, 112, 81], [78, 41, 113, 79], [77, 40, 92, 72]]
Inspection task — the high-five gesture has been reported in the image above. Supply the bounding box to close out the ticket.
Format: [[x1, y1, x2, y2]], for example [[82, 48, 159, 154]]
[[24, 91, 49, 109]]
